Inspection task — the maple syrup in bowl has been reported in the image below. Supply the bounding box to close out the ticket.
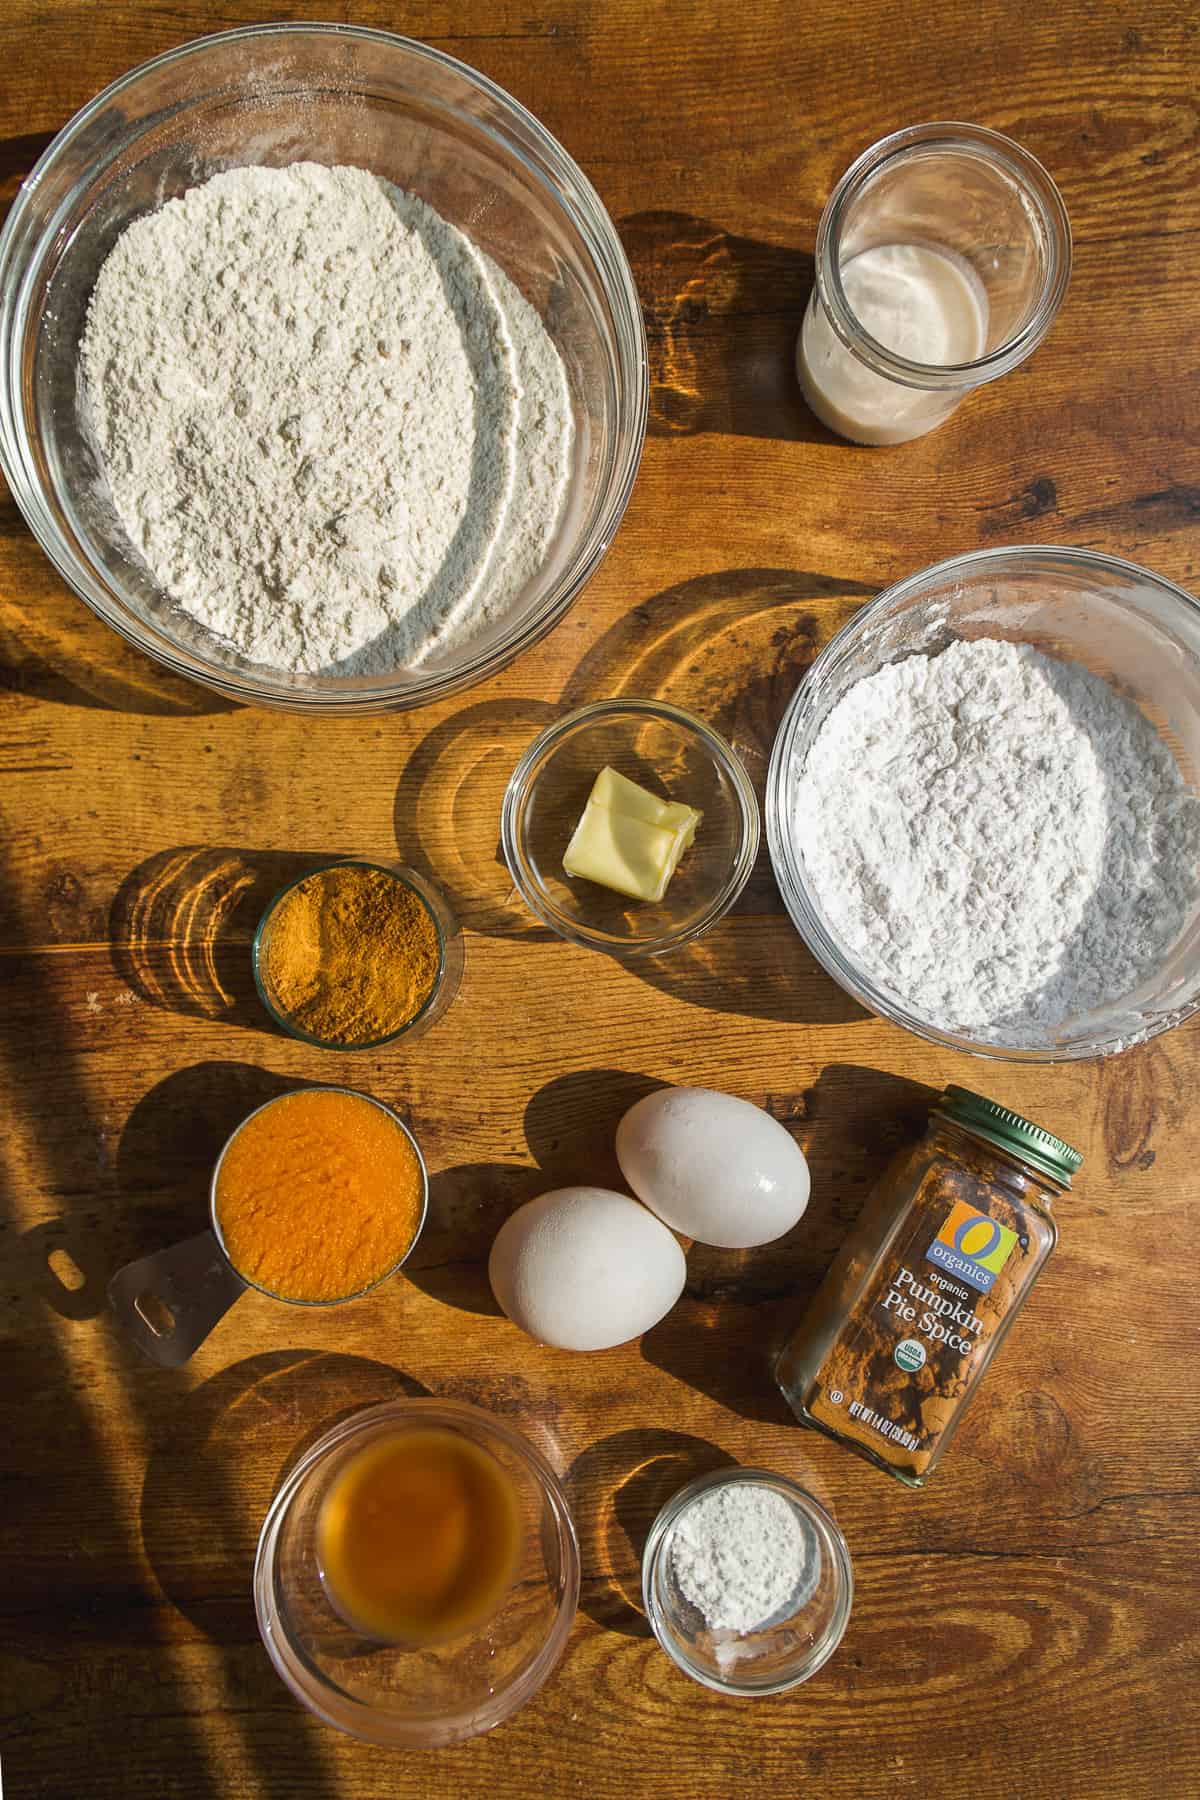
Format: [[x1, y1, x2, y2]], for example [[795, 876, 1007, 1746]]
[[316, 1427, 523, 1645], [255, 1399, 579, 1745]]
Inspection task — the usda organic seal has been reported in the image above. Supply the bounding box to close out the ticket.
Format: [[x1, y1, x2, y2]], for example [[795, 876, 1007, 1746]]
[[895, 1338, 927, 1372]]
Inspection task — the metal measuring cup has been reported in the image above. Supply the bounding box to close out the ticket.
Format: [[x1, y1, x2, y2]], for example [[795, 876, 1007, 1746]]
[[107, 1086, 429, 1367]]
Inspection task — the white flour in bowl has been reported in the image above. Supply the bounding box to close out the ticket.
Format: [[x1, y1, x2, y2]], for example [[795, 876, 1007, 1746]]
[[792, 637, 1200, 1039], [79, 163, 573, 676]]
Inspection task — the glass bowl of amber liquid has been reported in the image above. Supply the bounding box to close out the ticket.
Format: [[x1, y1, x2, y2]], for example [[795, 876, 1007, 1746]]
[[254, 1398, 580, 1746], [252, 857, 461, 1050]]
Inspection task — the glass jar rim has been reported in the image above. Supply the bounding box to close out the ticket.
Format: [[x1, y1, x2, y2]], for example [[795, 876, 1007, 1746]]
[[814, 121, 1072, 392]]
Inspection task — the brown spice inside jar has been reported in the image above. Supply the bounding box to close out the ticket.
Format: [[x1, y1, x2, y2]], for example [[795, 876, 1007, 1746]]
[[260, 865, 440, 1046], [800, 1127, 1051, 1482]]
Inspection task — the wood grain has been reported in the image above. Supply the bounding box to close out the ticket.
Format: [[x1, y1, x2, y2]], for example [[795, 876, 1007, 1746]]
[[1, 2, 1199, 1796]]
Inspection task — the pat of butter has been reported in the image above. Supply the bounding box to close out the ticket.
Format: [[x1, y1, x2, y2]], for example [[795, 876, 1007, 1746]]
[[590, 767, 684, 831], [563, 767, 702, 902]]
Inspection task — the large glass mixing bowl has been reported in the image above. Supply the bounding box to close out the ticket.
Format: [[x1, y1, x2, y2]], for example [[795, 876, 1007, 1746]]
[[0, 25, 647, 712], [767, 546, 1200, 1060]]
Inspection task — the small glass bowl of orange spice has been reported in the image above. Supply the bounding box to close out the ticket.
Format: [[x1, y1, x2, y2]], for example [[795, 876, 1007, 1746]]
[[107, 1086, 429, 1365], [252, 858, 458, 1050]]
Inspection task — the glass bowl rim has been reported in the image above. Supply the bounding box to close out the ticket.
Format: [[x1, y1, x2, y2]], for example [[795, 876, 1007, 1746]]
[[0, 20, 649, 714], [252, 1395, 581, 1746], [209, 1084, 429, 1306], [500, 697, 762, 957], [251, 858, 449, 1050], [641, 1466, 854, 1697], [766, 541, 1200, 1062]]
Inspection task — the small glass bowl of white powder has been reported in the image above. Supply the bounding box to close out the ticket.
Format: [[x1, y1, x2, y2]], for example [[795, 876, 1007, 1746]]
[[642, 1468, 853, 1695]]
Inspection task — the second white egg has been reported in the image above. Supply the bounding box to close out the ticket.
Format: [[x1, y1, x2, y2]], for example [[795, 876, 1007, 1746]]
[[488, 1185, 686, 1351], [615, 1087, 811, 1248]]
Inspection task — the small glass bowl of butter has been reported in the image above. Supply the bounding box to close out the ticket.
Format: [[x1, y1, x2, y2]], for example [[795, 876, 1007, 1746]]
[[501, 698, 760, 956]]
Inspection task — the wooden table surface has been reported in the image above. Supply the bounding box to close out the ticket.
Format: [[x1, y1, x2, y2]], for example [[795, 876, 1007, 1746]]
[[3, 1, 1199, 1795]]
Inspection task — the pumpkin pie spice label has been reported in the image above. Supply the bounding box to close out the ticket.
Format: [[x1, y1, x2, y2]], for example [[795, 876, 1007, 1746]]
[[927, 1200, 1019, 1294]]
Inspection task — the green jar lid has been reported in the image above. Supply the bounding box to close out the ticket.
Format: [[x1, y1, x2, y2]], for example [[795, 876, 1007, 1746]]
[[935, 1085, 1083, 1188]]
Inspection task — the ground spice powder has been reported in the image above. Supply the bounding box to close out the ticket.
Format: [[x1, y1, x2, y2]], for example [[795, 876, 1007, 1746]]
[[215, 1088, 425, 1301], [260, 864, 440, 1045]]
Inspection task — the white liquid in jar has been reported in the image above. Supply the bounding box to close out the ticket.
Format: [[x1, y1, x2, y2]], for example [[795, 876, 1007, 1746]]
[[798, 243, 989, 446]]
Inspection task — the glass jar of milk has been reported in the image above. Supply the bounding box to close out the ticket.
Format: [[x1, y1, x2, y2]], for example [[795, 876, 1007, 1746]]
[[798, 123, 1071, 445]]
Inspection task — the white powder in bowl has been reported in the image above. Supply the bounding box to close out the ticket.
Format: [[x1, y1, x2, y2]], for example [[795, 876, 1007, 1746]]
[[791, 637, 1200, 1039], [670, 1483, 817, 1635], [79, 163, 573, 677]]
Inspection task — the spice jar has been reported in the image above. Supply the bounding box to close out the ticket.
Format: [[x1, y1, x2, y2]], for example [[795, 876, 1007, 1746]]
[[775, 1086, 1081, 1487]]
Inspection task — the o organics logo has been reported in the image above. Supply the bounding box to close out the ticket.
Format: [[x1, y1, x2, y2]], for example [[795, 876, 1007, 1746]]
[[927, 1199, 1018, 1295]]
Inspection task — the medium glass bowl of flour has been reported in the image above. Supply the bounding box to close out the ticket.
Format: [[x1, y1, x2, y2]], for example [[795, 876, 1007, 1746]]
[[767, 546, 1200, 1059], [0, 25, 646, 710]]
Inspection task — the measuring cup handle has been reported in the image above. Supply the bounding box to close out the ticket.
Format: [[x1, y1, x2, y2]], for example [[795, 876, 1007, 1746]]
[[108, 1229, 246, 1367]]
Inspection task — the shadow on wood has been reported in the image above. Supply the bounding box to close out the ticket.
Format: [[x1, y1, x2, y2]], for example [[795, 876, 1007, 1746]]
[[0, 128, 56, 219], [0, 556, 240, 713], [114, 1061, 301, 1275], [109, 846, 335, 1028], [564, 1427, 737, 1636], [406, 1069, 663, 1318], [523, 1067, 663, 1189], [139, 1349, 428, 1642], [404, 1160, 543, 1318], [0, 861, 289, 1799], [10, 1215, 115, 1325], [619, 209, 827, 443], [392, 696, 559, 941]]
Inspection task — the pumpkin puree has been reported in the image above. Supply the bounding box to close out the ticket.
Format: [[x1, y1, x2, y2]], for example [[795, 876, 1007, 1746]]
[[215, 1089, 424, 1302]]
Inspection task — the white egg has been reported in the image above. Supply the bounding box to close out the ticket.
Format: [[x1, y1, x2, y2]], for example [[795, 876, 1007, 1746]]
[[488, 1186, 686, 1351], [615, 1088, 810, 1249]]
